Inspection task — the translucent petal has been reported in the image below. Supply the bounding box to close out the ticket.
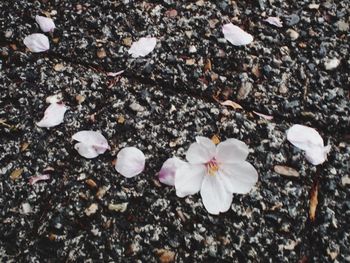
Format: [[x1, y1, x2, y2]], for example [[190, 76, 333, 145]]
[[35, 15, 55, 32], [72, 131, 109, 152], [222, 23, 253, 46], [286, 124, 324, 152], [23, 33, 50, 52], [159, 157, 186, 186], [175, 163, 205, 197], [216, 138, 249, 163], [128, 37, 157, 58], [74, 142, 99, 159], [186, 142, 215, 164], [36, 103, 67, 128], [115, 147, 145, 178]]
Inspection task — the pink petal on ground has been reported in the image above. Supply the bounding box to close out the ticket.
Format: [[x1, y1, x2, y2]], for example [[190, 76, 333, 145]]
[[252, 111, 274, 120], [115, 147, 146, 178], [158, 157, 186, 186], [128, 37, 157, 58], [264, 17, 283, 28], [222, 23, 253, 46], [72, 131, 110, 158], [23, 33, 50, 52], [36, 103, 67, 128], [29, 174, 50, 185], [106, 70, 125, 77], [35, 15, 56, 32]]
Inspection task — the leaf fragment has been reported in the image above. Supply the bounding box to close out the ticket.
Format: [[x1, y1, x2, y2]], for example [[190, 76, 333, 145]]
[[220, 100, 243, 110], [274, 165, 299, 177], [309, 180, 319, 222], [10, 169, 23, 181]]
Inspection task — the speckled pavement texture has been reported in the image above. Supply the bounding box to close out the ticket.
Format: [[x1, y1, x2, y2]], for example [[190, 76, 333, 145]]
[[0, 0, 349, 262]]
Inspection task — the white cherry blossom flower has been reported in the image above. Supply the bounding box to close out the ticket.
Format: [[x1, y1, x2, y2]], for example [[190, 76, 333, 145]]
[[72, 131, 110, 159], [115, 147, 145, 178], [175, 137, 258, 215], [35, 15, 55, 32], [286, 124, 331, 165], [158, 157, 186, 186], [222, 23, 253, 46], [128, 37, 157, 58], [23, 33, 50, 53]]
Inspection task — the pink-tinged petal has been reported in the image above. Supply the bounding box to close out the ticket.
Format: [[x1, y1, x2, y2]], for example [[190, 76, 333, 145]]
[[29, 174, 50, 185], [264, 17, 283, 27], [74, 142, 99, 159], [128, 37, 157, 58], [305, 145, 331, 165], [219, 162, 258, 194], [115, 147, 145, 178], [196, 136, 216, 154], [23, 33, 50, 52], [35, 15, 55, 32], [186, 142, 215, 164], [159, 157, 186, 186], [200, 175, 233, 215], [252, 111, 274, 120], [286, 124, 325, 152], [222, 23, 253, 46], [216, 138, 249, 163], [72, 131, 110, 152], [36, 103, 67, 128], [106, 70, 124, 77], [175, 163, 205, 197]]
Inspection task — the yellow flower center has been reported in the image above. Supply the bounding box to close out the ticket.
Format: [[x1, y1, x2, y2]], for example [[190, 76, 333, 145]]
[[206, 159, 219, 176]]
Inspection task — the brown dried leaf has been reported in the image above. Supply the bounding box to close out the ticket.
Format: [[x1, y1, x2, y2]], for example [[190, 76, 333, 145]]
[[21, 142, 30, 152], [220, 100, 243, 110], [97, 48, 106, 59], [155, 249, 176, 263], [85, 179, 98, 189], [211, 134, 220, 145], [309, 181, 319, 222], [10, 169, 23, 181], [54, 63, 65, 72], [274, 165, 299, 177], [204, 59, 212, 72]]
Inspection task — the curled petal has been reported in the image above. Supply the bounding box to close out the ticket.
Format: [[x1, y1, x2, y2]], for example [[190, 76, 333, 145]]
[[36, 103, 67, 128], [222, 23, 253, 46], [175, 163, 205, 197], [128, 37, 157, 58], [115, 147, 145, 178], [74, 142, 100, 159], [23, 33, 50, 52], [264, 17, 283, 28], [186, 142, 215, 164], [159, 157, 186, 186], [72, 131, 109, 152], [216, 138, 249, 163], [219, 162, 258, 194], [200, 175, 233, 215], [286, 124, 325, 152], [29, 174, 50, 185], [35, 15, 55, 32]]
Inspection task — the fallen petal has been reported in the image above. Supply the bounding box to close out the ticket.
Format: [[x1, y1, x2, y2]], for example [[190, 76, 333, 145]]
[[115, 147, 145, 178], [72, 131, 110, 153], [128, 37, 157, 58], [305, 145, 331, 165], [23, 33, 50, 52], [252, 111, 273, 120], [36, 103, 67, 128], [35, 15, 55, 32], [29, 174, 50, 185], [74, 142, 100, 159], [222, 23, 253, 46], [264, 17, 283, 27], [159, 157, 186, 186], [106, 70, 125, 77]]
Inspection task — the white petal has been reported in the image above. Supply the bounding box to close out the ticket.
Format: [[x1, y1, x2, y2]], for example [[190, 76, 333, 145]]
[[35, 15, 55, 32], [74, 142, 99, 159], [72, 131, 109, 152], [200, 175, 233, 215], [264, 17, 283, 27], [186, 141, 215, 164], [196, 136, 216, 154], [115, 147, 145, 178], [222, 23, 253, 46], [286, 124, 325, 152], [128, 37, 157, 58], [36, 103, 67, 128], [219, 162, 258, 194], [216, 138, 249, 163], [175, 163, 205, 197], [305, 145, 331, 165], [23, 33, 50, 52], [158, 157, 186, 186]]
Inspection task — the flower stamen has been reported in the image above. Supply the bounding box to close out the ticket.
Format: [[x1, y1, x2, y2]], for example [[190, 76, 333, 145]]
[[206, 159, 219, 176]]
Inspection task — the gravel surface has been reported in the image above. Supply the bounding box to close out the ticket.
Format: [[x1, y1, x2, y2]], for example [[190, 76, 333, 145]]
[[0, 0, 349, 262]]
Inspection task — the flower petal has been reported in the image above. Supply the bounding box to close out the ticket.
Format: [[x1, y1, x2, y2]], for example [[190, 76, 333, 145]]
[[128, 37, 157, 58], [305, 145, 331, 165], [286, 124, 325, 152], [264, 17, 283, 27], [36, 103, 67, 128], [186, 142, 215, 164], [175, 163, 205, 197], [35, 15, 55, 32], [72, 131, 109, 151], [219, 162, 258, 194], [200, 175, 233, 215], [196, 136, 216, 154], [216, 138, 249, 163], [23, 33, 50, 52], [74, 142, 99, 159], [222, 23, 253, 46], [115, 147, 145, 178], [159, 157, 186, 186], [29, 174, 50, 185]]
